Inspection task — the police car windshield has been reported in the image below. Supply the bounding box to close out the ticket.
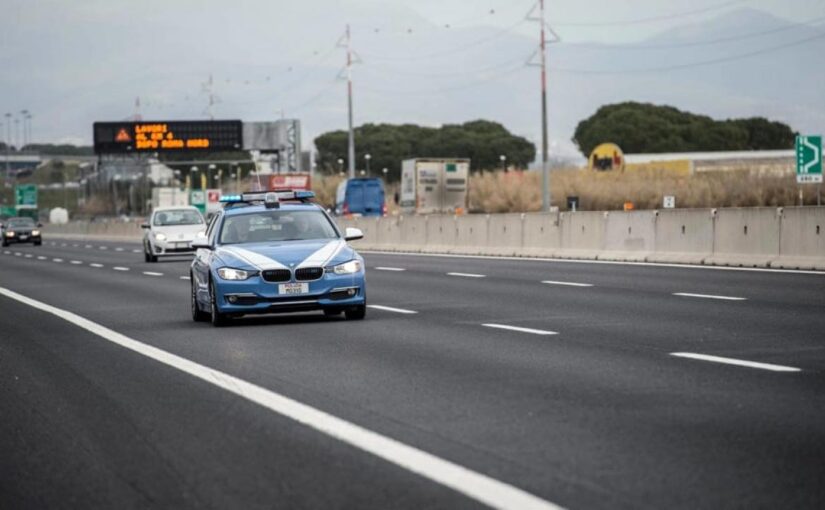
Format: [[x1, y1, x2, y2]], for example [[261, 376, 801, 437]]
[[153, 209, 204, 226], [220, 210, 338, 245], [8, 218, 35, 228]]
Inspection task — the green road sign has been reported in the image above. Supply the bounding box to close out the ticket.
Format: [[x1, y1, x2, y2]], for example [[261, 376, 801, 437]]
[[796, 135, 823, 184], [15, 184, 38, 207], [0, 205, 17, 217], [189, 189, 206, 214]]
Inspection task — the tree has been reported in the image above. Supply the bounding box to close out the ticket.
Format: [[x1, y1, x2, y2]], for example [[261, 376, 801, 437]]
[[314, 120, 535, 180], [573, 102, 796, 156]]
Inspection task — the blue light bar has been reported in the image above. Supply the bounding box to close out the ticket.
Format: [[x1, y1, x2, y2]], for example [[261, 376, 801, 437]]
[[219, 195, 243, 203], [219, 190, 315, 206]]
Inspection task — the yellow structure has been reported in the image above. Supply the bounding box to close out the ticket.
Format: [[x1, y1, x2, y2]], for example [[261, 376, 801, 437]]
[[589, 143, 625, 172]]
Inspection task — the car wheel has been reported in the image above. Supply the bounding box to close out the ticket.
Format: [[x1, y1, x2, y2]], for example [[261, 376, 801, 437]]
[[210, 279, 227, 327], [145, 243, 157, 263], [345, 303, 366, 321], [191, 276, 209, 322]]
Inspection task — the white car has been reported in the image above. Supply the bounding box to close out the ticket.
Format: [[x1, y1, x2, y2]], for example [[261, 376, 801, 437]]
[[141, 206, 206, 262]]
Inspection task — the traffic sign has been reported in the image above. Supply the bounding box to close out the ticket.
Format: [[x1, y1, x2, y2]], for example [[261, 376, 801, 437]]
[[796, 135, 823, 184], [189, 190, 206, 214], [15, 184, 38, 208], [663, 195, 675, 209]]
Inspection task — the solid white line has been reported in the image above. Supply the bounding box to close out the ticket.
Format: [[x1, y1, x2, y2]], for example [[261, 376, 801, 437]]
[[52, 258, 63, 263], [374, 267, 406, 272], [482, 324, 558, 336], [143, 271, 163, 276], [113, 266, 129, 271], [447, 272, 486, 278], [0, 286, 562, 510], [179, 276, 191, 280], [362, 250, 825, 276], [670, 352, 800, 372], [89, 263, 103, 268], [368, 304, 418, 314], [541, 280, 593, 287], [673, 292, 746, 301], [70, 260, 83, 265]]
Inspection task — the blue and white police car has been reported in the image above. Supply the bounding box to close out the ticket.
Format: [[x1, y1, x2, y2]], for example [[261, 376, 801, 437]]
[[190, 190, 366, 326]]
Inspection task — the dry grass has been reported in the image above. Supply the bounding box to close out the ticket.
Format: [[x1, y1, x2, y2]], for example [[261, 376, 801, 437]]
[[469, 168, 820, 212]]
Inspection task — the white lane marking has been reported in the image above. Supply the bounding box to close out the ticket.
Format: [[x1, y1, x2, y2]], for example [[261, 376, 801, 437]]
[[89, 263, 104, 268], [362, 250, 825, 276], [72, 243, 79, 247], [99, 246, 108, 250], [0, 286, 563, 510], [70, 260, 83, 265], [368, 304, 418, 314], [85, 245, 93, 249], [179, 276, 191, 280], [541, 280, 593, 287], [24, 254, 33, 258], [60, 243, 67, 247], [482, 324, 558, 336], [53, 258, 63, 262], [3, 250, 9, 255], [447, 272, 486, 278], [37, 256, 47, 260], [14, 252, 21, 256], [374, 267, 406, 272], [143, 271, 163, 276], [670, 352, 800, 372], [113, 266, 129, 271], [115, 247, 124, 252], [673, 292, 746, 301], [132, 249, 142, 253]]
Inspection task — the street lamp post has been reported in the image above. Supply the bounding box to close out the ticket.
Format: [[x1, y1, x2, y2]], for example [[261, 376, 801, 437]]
[[499, 154, 507, 173], [382, 167, 388, 181], [208, 164, 216, 189], [364, 153, 371, 175], [190, 166, 199, 189]]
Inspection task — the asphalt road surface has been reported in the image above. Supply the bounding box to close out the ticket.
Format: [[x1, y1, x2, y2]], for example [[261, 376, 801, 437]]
[[2, 237, 824, 509]]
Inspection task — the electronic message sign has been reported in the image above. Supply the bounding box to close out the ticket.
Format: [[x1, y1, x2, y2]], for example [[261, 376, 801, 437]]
[[93, 120, 243, 154]]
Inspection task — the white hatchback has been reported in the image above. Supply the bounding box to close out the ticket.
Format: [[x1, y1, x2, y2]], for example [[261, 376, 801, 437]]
[[142, 206, 206, 263]]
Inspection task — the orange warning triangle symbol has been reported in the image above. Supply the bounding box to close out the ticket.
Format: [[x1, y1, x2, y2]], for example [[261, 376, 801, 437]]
[[115, 128, 131, 142]]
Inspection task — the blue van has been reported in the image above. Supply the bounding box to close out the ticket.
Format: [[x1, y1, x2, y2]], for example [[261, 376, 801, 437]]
[[335, 178, 386, 217]]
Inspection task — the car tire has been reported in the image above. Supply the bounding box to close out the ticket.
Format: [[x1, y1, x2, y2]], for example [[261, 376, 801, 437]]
[[145, 243, 157, 263], [345, 303, 366, 321], [191, 276, 209, 322], [210, 279, 227, 327]]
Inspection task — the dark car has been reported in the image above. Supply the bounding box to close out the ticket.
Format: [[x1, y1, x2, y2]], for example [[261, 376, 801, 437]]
[[1, 217, 42, 246]]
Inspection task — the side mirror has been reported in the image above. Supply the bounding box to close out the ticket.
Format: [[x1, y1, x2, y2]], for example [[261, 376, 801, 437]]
[[344, 227, 363, 241], [191, 241, 212, 250], [37, 222, 43, 228], [141, 223, 150, 229]]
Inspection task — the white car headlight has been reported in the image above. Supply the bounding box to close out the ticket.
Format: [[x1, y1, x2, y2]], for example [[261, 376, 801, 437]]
[[333, 260, 362, 275], [31, 230, 40, 236], [154, 232, 167, 241], [217, 267, 254, 280]]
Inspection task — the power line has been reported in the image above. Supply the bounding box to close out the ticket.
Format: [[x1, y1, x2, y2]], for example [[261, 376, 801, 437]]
[[552, 30, 825, 74], [553, 0, 748, 27], [572, 17, 825, 50], [359, 61, 527, 95], [363, 55, 530, 78]]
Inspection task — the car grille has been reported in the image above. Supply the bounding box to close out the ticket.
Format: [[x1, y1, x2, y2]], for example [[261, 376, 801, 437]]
[[295, 267, 324, 281], [261, 269, 291, 282]]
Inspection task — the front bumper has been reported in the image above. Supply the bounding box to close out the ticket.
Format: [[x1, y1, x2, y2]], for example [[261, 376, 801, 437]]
[[151, 239, 197, 256], [3, 233, 40, 244], [212, 271, 366, 315]]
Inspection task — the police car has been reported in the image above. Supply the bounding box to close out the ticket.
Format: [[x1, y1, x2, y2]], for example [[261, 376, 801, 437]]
[[190, 190, 366, 326]]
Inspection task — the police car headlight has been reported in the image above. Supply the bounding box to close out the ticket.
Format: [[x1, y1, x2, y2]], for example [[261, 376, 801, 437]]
[[154, 232, 167, 241], [333, 260, 362, 275], [217, 267, 254, 280]]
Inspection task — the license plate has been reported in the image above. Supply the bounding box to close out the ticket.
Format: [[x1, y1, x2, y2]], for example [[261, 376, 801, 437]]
[[278, 283, 309, 295], [176, 242, 190, 249], [19, 235, 28, 240]]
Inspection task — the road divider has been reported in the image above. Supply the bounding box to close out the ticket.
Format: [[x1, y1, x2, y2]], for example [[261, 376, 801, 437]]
[[670, 352, 800, 372], [482, 324, 558, 336]]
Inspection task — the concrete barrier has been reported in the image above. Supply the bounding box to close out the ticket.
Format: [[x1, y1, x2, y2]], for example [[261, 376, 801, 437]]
[[522, 212, 561, 257], [559, 211, 606, 259], [648, 209, 714, 264], [600, 211, 657, 262], [41, 206, 825, 270], [705, 207, 781, 267], [774, 207, 825, 270], [454, 214, 489, 255], [486, 213, 524, 256]]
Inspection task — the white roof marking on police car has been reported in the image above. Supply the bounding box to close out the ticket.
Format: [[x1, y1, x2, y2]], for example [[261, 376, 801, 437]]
[[297, 240, 347, 269], [217, 246, 290, 270]]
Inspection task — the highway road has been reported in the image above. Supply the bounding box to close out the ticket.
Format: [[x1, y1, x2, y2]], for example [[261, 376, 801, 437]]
[[2, 237, 824, 509]]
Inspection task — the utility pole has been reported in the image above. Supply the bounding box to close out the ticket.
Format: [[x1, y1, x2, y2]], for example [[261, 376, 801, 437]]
[[338, 25, 359, 178], [20, 110, 28, 148], [527, 0, 560, 212], [202, 74, 217, 120], [4, 113, 11, 184]]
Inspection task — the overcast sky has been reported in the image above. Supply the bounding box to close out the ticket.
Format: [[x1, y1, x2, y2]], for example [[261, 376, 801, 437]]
[[1, 0, 823, 150]]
